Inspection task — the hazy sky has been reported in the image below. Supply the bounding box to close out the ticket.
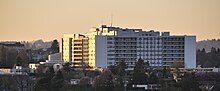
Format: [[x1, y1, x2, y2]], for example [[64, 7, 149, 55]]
[[0, 0, 220, 41]]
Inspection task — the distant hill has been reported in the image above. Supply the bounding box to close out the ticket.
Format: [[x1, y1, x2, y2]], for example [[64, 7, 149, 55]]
[[197, 39, 220, 52], [22, 39, 52, 50]]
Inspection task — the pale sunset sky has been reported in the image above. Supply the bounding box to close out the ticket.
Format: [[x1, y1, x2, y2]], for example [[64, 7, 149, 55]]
[[0, 0, 220, 41]]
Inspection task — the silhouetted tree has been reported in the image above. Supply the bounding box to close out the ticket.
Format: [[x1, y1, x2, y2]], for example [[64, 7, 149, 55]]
[[116, 60, 127, 85], [179, 73, 201, 91], [171, 60, 184, 68], [51, 39, 59, 54], [92, 69, 114, 91], [0, 47, 18, 68], [201, 48, 206, 53], [117, 60, 127, 76], [109, 65, 117, 75], [211, 47, 217, 54], [16, 56, 22, 66], [51, 70, 64, 91], [162, 66, 167, 78], [134, 58, 148, 73], [132, 58, 149, 84], [217, 48, 220, 54], [35, 66, 55, 91], [63, 63, 72, 74]]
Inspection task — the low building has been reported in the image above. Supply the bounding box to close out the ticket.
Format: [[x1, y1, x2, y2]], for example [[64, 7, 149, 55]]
[[39, 53, 63, 66], [132, 84, 161, 90], [29, 63, 39, 73]]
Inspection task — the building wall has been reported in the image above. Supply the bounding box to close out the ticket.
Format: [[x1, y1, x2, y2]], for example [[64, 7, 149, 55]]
[[162, 36, 185, 67], [62, 37, 72, 63], [184, 36, 196, 68], [62, 34, 89, 69], [49, 53, 61, 61], [95, 35, 108, 68]]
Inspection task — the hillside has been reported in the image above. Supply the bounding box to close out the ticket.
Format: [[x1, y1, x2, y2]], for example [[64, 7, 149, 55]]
[[197, 39, 220, 52]]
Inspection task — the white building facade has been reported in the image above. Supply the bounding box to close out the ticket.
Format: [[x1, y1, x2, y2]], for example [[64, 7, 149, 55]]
[[62, 25, 196, 70]]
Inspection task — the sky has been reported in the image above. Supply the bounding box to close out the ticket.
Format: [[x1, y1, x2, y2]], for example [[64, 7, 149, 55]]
[[0, 0, 220, 41]]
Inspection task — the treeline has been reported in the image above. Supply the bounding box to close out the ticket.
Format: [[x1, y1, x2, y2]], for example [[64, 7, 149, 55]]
[[0, 46, 29, 68], [0, 39, 59, 68], [197, 39, 220, 52], [33, 58, 161, 91], [197, 47, 220, 67]]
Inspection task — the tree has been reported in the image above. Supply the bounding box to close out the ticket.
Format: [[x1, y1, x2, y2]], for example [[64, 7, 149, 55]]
[[14, 75, 31, 91], [147, 72, 159, 84], [79, 76, 90, 85], [16, 56, 22, 66], [134, 58, 147, 73], [0, 47, 18, 68], [35, 66, 55, 91], [92, 69, 114, 91], [0, 46, 7, 67], [109, 65, 117, 75], [211, 47, 217, 54], [179, 73, 201, 91], [51, 39, 59, 54], [162, 66, 167, 78], [132, 58, 149, 84], [51, 70, 64, 91], [117, 60, 127, 76], [0, 76, 16, 91], [171, 60, 184, 68], [201, 48, 206, 53], [217, 48, 220, 54], [116, 60, 127, 86], [63, 62, 72, 74]]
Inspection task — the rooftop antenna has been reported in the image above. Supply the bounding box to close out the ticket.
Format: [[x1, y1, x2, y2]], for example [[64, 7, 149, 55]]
[[110, 13, 113, 27], [101, 19, 104, 25]]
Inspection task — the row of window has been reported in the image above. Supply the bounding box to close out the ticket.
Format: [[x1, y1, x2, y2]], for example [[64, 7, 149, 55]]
[[163, 46, 184, 49], [113, 46, 162, 48], [163, 37, 184, 41], [163, 58, 184, 61], [163, 54, 184, 57], [163, 42, 184, 45], [163, 50, 184, 53], [113, 37, 162, 41]]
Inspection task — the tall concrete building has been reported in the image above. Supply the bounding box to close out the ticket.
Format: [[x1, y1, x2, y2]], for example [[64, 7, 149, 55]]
[[62, 25, 196, 70], [62, 34, 89, 69]]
